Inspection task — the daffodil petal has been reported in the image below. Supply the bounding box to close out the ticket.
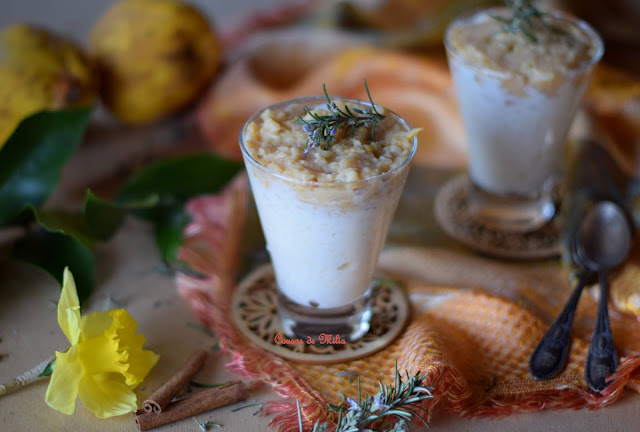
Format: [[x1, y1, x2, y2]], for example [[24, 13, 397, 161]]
[[108, 310, 159, 386], [81, 310, 113, 340], [58, 268, 81, 344], [45, 348, 82, 415], [77, 333, 127, 377], [77, 310, 158, 387], [124, 348, 159, 388], [78, 372, 137, 418]]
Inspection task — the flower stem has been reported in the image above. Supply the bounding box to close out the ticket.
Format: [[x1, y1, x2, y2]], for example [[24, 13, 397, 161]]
[[0, 355, 54, 396]]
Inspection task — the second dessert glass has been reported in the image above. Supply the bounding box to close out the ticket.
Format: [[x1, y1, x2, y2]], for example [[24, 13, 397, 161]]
[[444, 7, 604, 232]]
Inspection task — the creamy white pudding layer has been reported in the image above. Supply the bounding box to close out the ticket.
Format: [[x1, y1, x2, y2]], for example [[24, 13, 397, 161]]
[[448, 61, 588, 195], [241, 98, 417, 309], [246, 165, 407, 308]]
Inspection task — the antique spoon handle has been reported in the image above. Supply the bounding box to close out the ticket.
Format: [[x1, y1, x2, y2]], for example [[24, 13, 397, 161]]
[[529, 271, 590, 381], [585, 270, 618, 392]]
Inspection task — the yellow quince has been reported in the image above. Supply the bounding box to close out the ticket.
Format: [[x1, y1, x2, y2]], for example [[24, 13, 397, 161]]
[[46, 268, 159, 418], [89, 0, 222, 124], [0, 24, 98, 147]]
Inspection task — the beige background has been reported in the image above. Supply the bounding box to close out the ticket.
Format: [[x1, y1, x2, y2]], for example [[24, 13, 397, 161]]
[[1, 1, 639, 431]]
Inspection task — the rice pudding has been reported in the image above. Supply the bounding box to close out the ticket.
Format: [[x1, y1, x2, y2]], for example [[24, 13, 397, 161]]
[[444, 8, 603, 230], [240, 96, 417, 340]]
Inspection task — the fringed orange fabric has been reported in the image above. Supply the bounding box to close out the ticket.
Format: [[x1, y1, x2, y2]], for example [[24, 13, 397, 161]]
[[175, 180, 640, 431]]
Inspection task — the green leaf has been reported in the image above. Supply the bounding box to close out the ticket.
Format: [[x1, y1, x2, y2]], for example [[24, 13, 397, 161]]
[[84, 190, 132, 241], [25, 205, 95, 248], [13, 230, 95, 303], [20, 191, 159, 249], [116, 153, 243, 217], [114, 153, 242, 265], [154, 208, 192, 263], [0, 108, 93, 226], [11, 191, 158, 304], [38, 359, 56, 377]]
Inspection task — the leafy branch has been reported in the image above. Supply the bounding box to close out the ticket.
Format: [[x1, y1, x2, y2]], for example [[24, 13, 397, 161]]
[[295, 79, 386, 154], [0, 108, 243, 303], [299, 363, 433, 432]]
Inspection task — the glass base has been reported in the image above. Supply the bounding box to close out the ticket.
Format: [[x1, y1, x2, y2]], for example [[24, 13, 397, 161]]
[[469, 181, 556, 233], [277, 287, 374, 343]]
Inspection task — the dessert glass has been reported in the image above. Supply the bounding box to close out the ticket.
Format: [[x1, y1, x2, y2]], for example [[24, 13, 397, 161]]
[[444, 8, 604, 232], [239, 96, 417, 342]]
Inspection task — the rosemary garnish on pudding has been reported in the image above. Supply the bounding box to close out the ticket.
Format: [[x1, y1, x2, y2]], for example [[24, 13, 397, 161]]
[[296, 79, 386, 155], [491, 0, 547, 42]]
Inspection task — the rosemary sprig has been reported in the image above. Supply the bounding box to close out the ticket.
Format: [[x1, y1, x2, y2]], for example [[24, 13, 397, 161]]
[[231, 401, 263, 412], [295, 79, 386, 155], [192, 416, 221, 430], [492, 0, 546, 42], [298, 362, 434, 432]]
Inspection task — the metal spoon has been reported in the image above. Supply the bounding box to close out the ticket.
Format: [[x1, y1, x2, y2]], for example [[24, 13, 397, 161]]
[[576, 201, 632, 392], [529, 230, 596, 381], [529, 201, 632, 383]]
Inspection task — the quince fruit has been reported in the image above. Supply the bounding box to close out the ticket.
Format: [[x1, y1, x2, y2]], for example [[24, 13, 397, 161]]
[[89, 0, 222, 125], [0, 24, 98, 147]]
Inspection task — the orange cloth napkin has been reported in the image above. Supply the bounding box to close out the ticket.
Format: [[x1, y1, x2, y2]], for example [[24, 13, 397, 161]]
[[174, 179, 640, 431]]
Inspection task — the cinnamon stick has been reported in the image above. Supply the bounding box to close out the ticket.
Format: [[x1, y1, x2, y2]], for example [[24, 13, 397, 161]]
[[135, 381, 249, 431], [143, 350, 208, 413]]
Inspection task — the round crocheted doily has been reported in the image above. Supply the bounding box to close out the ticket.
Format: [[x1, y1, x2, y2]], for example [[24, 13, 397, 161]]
[[231, 264, 410, 364]]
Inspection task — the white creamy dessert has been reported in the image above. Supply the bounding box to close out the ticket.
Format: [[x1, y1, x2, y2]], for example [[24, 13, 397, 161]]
[[241, 98, 417, 309], [445, 8, 603, 198]]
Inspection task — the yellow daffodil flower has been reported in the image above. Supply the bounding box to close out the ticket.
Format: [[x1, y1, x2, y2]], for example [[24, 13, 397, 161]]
[[45, 268, 159, 418]]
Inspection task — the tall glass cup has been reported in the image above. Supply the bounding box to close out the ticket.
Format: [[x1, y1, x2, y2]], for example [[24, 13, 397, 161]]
[[444, 8, 604, 232], [240, 97, 417, 342]]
